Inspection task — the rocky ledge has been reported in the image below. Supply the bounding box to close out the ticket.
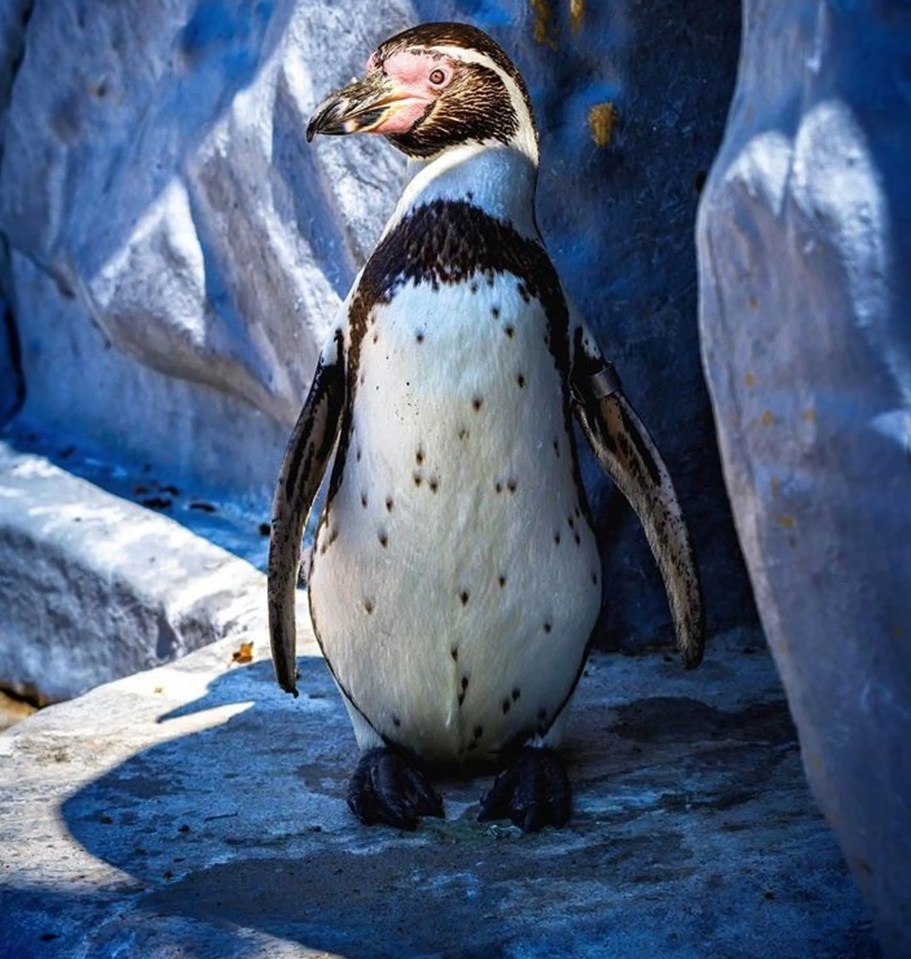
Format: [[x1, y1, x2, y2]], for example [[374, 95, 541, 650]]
[[0, 625, 879, 958]]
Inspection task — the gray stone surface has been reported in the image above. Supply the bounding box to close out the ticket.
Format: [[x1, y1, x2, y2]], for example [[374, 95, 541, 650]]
[[0, 627, 879, 959], [0, 441, 264, 702], [0, 0, 753, 641], [697, 3, 911, 957]]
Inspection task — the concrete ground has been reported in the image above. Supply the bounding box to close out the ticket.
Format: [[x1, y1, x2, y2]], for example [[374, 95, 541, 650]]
[[0, 619, 880, 959]]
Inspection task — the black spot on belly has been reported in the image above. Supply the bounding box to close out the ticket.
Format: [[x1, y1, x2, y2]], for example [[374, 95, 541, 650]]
[[516, 374, 525, 389], [554, 531, 561, 545], [574, 533, 581, 546], [472, 396, 484, 411], [473, 725, 484, 740], [512, 687, 521, 701], [429, 478, 439, 493], [507, 479, 517, 493], [416, 331, 425, 343], [543, 621, 552, 634], [378, 531, 388, 548], [461, 676, 469, 691], [553, 439, 560, 458], [413, 472, 423, 487], [451, 647, 459, 662], [498, 574, 507, 588], [415, 447, 424, 465], [364, 598, 375, 614], [494, 481, 503, 494], [392, 714, 401, 727], [457, 427, 469, 441], [386, 496, 394, 512], [491, 306, 500, 319], [361, 492, 368, 508], [459, 590, 470, 606], [505, 325, 515, 338], [502, 699, 511, 715]]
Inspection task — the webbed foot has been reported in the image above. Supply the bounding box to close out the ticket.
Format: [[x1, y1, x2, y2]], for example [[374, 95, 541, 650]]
[[478, 746, 571, 832], [347, 747, 444, 830]]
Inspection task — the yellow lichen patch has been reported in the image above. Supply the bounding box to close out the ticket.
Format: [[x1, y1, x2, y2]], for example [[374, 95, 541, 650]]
[[232, 641, 254, 664], [775, 515, 796, 529], [570, 0, 585, 30], [761, 410, 774, 427], [743, 371, 756, 387], [530, 0, 558, 48], [588, 102, 617, 148]]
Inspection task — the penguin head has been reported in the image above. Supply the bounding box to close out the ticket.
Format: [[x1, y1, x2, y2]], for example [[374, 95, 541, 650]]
[[306, 23, 538, 163]]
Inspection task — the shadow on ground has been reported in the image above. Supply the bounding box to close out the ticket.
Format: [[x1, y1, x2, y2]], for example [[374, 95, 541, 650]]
[[4, 641, 882, 959]]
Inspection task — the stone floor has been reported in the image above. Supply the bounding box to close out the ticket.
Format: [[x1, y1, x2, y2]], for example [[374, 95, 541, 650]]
[[0, 620, 881, 959]]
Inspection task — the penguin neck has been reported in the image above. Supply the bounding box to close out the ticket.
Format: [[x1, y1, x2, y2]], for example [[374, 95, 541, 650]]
[[385, 142, 540, 240]]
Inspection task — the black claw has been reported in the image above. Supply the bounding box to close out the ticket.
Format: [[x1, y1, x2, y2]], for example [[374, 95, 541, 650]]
[[478, 747, 572, 832], [347, 747, 444, 830]]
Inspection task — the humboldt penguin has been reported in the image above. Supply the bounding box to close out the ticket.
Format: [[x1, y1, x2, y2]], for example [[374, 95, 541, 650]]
[[269, 21, 704, 832]]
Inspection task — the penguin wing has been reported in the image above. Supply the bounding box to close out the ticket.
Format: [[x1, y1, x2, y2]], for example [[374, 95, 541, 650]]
[[569, 323, 705, 668], [268, 329, 346, 695]]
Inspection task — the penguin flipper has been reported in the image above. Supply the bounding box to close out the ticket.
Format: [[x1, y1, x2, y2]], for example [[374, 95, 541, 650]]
[[570, 329, 705, 669], [268, 330, 346, 696]]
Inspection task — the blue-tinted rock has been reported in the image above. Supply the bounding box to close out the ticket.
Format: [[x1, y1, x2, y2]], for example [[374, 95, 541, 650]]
[[0, 1, 751, 643], [698, 3, 911, 955]]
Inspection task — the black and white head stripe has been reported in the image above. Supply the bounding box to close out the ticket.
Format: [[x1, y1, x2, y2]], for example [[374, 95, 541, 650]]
[[373, 22, 538, 160]]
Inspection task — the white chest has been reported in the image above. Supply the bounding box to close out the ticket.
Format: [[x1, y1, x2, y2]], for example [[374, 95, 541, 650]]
[[307, 275, 601, 764]]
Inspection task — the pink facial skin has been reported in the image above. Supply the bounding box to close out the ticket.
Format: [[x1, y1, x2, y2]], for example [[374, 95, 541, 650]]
[[365, 50, 454, 135]]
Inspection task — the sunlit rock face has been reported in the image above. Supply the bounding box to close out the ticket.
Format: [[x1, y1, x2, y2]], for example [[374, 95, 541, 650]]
[[698, 3, 911, 955], [0, 1, 750, 642], [0, 0, 408, 503]]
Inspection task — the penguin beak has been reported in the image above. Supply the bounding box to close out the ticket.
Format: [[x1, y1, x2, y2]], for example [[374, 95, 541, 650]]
[[306, 71, 430, 141]]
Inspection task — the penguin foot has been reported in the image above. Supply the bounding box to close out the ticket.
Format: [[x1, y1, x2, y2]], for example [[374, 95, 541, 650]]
[[347, 747, 444, 830], [478, 746, 571, 832]]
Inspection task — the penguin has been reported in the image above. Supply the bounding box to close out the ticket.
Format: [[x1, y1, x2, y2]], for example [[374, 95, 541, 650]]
[[269, 22, 704, 832]]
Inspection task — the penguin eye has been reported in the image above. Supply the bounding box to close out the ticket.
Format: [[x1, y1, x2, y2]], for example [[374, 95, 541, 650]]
[[428, 68, 447, 87]]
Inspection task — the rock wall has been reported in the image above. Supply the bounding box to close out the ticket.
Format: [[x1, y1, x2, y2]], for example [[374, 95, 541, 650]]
[[697, 2, 911, 956], [0, 1, 750, 644]]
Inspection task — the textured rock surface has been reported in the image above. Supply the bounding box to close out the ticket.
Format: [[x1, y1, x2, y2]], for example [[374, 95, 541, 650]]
[[0, 0, 405, 503], [0, 0, 29, 423], [697, 3, 911, 956], [0, 627, 879, 958], [0, 0, 752, 643], [0, 441, 264, 702]]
